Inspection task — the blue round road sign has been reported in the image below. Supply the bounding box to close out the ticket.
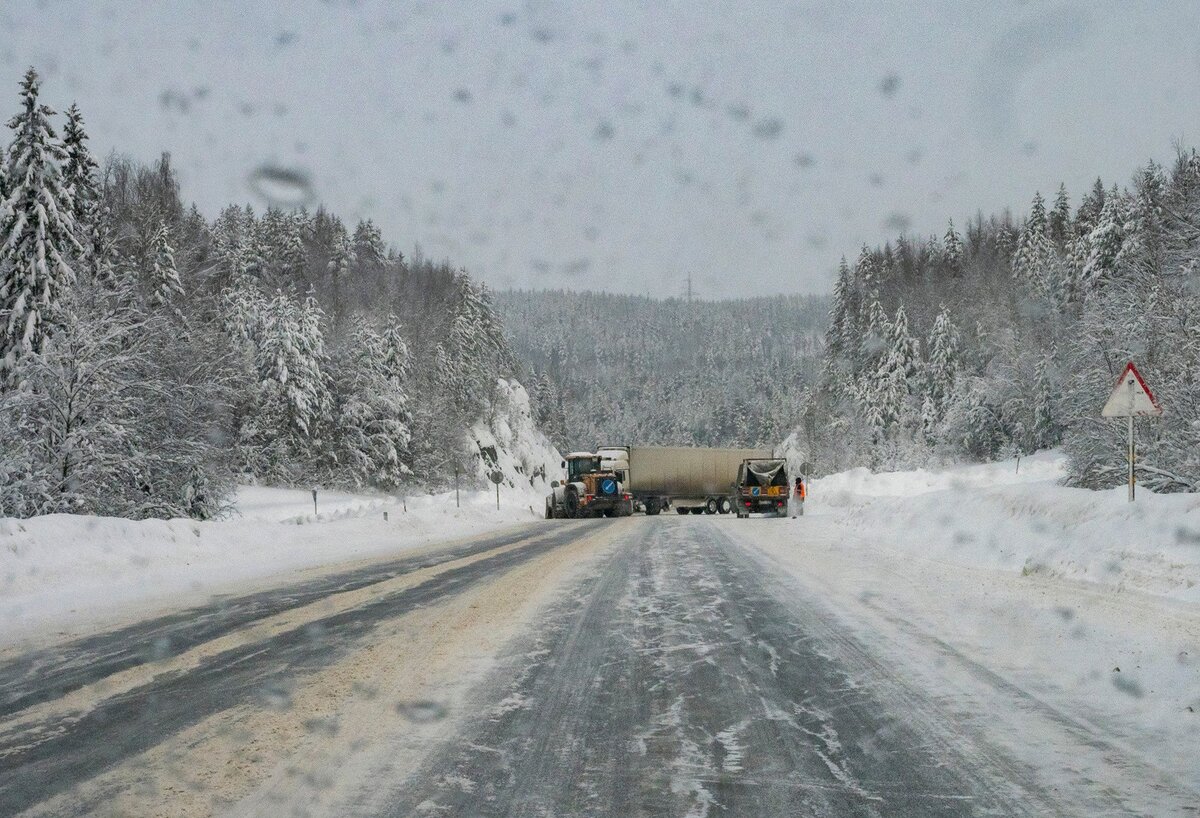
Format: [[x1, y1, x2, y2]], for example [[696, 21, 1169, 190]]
[[751, 486, 760, 496], [601, 479, 617, 494]]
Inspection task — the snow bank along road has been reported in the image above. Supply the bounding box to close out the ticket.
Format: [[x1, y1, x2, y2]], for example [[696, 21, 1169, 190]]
[[1, 517, 1196, 816]]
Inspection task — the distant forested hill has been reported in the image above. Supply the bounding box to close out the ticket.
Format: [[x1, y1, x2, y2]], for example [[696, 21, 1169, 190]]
[[494, 290, 828, 451]]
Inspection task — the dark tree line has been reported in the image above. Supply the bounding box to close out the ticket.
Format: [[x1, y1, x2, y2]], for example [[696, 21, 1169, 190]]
[[0, 68, 519, 519]]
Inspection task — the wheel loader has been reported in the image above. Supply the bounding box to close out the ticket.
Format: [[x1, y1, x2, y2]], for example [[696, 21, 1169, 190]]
[[545, 452, 633, 519]]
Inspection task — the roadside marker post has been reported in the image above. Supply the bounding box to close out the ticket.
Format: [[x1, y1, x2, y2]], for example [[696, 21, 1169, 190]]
[[1100, 362, 1162, 502]]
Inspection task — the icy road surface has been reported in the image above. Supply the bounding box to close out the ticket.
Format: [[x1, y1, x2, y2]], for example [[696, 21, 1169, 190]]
[[0, 517, 1196, 817]]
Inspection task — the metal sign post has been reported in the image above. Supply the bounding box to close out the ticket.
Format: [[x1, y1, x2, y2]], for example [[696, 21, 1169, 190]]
[[490, 470, 504, 510], [1101, 362, 1162, 502]]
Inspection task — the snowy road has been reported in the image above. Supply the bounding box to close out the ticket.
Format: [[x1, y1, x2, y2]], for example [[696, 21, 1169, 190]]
[[0, 516, 1195, 816]]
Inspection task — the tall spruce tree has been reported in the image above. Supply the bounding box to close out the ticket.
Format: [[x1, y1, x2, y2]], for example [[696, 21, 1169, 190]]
[[148, 218, 183, 314], [61, 103, 103, 283], [0, 68, 81, 379], [1048, 184, 1072, 244], [943, 219, 963, 277]]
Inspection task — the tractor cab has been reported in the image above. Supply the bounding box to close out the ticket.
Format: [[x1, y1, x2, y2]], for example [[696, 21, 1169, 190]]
[[546, 452, 633, 519], [565, 452, 602, 482]]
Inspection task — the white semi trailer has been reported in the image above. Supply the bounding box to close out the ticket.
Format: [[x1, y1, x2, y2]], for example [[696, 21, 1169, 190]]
[[598, 446, 772, 516]]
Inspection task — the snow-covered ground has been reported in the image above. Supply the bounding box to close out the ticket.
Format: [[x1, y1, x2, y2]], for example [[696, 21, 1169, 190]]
[[734, 450, 1200, 796], [1, 376, 563, 646], [811, 450, 1200, 603], [0, 484, 547, 645]]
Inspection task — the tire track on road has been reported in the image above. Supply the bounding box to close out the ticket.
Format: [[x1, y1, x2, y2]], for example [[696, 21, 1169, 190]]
[[0, 520, 615, 818], [387, 518, 1046, 817], [0, 524, 549, 721]]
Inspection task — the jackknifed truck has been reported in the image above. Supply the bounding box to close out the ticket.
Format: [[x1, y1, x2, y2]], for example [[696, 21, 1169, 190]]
[[598, 446, 772, 515]]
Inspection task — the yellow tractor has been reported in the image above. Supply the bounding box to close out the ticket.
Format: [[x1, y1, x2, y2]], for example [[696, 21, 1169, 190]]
[[545, 452, 633, 519]]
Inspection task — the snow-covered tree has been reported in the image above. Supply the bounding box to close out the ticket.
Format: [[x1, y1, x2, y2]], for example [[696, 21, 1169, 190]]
[[1048, 183, 1071, 244], [925, 305, 960, 413], [943, 219, 963, 277], [61, 103, 103, 281], [0, 68, 81, 380], [1012, 192, 1060, 300], [1081, 194, 1126, 290], [324, 319, 413, 488], [147, 218, 183, 314], [1029, 353, 1061, 450], [237, 289, 332, 479]]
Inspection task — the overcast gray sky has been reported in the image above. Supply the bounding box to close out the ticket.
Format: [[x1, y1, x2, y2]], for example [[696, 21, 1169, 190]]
[[3, 1, 1198, 297]]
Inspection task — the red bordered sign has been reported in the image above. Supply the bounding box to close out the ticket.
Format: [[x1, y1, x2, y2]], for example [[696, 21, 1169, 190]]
[[1101, 362, 1162, 417]]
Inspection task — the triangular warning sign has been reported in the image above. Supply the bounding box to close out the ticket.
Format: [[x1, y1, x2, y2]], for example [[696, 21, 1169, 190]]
[[1101, 362, 1162, 417]]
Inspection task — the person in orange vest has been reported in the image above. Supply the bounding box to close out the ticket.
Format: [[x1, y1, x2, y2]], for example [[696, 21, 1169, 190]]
[[791, 475, 806, 518]]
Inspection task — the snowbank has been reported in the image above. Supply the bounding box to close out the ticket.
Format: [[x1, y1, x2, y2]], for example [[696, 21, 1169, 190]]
[[810, 451, 1200, 603], [0, 377, 563, 645], [0, 483, 546, 645]]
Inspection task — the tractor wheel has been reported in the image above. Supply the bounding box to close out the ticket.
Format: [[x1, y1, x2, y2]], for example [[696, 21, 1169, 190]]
[[564, 487, 581, 518], [704, 498, 718, 515], [690, 507, 704, 515], [645, 499, 661, 516], [545, 499, 555, 519]]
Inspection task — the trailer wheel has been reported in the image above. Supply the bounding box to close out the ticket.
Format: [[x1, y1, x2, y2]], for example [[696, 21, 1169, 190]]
[[690, 507, 704, 515], [718, 497, 732, 514], [704, 498, 718, 515], [545, 499, 555, 519], [645, 498, 661, 516], [676, 507, 689, 515]]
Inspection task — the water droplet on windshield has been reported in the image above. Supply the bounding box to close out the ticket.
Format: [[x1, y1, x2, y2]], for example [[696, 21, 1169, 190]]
[[246, 165, 316, 210]]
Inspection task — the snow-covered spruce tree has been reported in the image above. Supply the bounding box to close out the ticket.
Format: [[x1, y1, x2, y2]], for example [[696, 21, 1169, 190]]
[[822, 256, 860, 392], [1012, 191, 1060, 304], [1081, 190, 1126, 290], [323, 318, 413, 489], [325, 218, 355, 329], [60, 103, 109, 282], [147, 218, 183, 315], [1029, 352, 1062, 451], [351, 218, 388, 302], [943, 219, 963, 277], [276, 209, 309, 285], [925, 305, 961, 417], [531, 371, 568, 451], [1048, 184, 1072, 245], [236, 289, 333, 481], [0, 68, 81, 381], [876, 305, 922, 434], [854, 298, 892, 441]]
